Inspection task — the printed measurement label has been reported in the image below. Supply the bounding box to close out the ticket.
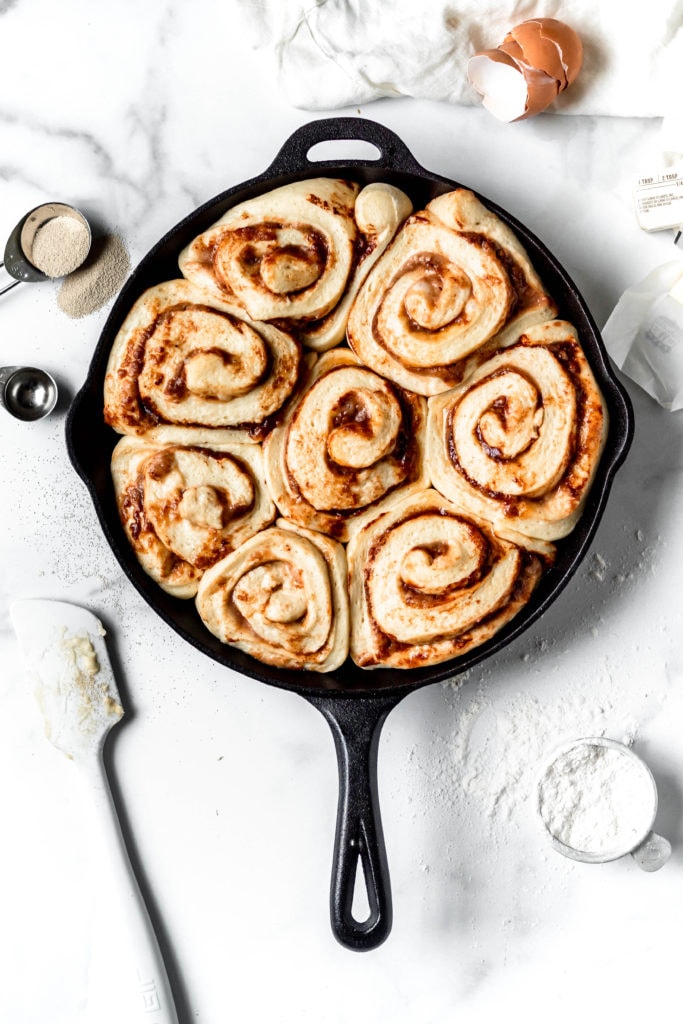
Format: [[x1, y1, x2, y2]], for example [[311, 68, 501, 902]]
[[633, 168, 683, 231]]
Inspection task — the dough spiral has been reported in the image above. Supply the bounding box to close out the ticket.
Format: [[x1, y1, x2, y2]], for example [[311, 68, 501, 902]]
[[347, 188, 556, 396], [178, 178, 413, 351], [111, 436, 275, 598], [427, 320, 608, 541], [103, 279, 301, 443], [196, 520, 349, 672], [264, 348, 428, 541], [348, 489, 554, 669]]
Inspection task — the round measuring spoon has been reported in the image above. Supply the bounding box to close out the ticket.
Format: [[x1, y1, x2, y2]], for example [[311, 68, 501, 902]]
[[0, 366, 58, 422], [0, 202, 91, 295], [537, 737, 671, 872]]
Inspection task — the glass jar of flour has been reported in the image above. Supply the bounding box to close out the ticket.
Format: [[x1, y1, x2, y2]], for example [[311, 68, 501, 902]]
[[537, 737, 671, 872]]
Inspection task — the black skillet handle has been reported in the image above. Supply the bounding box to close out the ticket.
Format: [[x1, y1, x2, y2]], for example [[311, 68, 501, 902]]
[[262, 116, 427, 180], [306, 691, 403, 952]]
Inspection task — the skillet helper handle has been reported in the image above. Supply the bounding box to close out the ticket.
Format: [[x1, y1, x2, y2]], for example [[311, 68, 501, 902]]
[[263, 116, 427, 179], [308, 692, 401, 952]]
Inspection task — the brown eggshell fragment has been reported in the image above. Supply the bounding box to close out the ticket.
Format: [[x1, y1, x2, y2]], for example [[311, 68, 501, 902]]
[[469, 17, 582, 122], [496, 37, 561, 116], [497, 36, 526, 63], [509, 18, 583, 90], [468, 44, 560, 123], [468, 46, 522, 77], [517, 66, 562, 119], [467, 49, 531, 123]]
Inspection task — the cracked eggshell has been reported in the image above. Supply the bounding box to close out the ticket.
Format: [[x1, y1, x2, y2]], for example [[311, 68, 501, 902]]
[[468, 17, 583, 122], [467, 48, 530, 123], [507, 18, 583, 91], [497, 37, 561, 115], [467, 46, 559, 123]]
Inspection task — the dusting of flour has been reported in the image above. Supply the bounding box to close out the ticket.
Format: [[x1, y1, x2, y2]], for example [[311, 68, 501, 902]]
[[434, 675, 641, 827]]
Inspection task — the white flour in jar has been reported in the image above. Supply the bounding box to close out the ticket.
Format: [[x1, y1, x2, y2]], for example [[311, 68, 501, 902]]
[[537, 741, 655, 856]]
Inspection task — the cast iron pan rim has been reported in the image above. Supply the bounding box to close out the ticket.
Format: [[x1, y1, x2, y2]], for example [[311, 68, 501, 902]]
[[66, 115, 634, 702]]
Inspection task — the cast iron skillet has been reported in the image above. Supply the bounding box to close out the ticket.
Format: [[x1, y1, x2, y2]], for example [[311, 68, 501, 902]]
[[66, 117, 634, 952]]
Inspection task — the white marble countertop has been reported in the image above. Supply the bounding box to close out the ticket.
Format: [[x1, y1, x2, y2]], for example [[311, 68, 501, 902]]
[[2, 4, 683, 1023]]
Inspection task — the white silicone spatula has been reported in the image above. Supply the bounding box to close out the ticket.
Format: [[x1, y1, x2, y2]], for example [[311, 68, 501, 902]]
[[10, 598, 180, 1024]]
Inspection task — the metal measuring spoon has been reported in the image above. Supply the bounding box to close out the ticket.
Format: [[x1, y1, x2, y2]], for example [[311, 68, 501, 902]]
[[0, 202, 91, 295], [537, 737, 671, 873], [0, 366, 58, 421]]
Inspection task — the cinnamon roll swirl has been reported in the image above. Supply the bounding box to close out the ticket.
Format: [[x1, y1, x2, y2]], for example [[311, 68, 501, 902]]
[[195, 520, 349, 672], [111, 436, 275, 598], [348, 489, 555, 670], [263, 349, 428, 541], [178, 178, 412, 351], [103, 279, 301, 442], [427, 320, 608, 541], [347, 188, 556, 396]]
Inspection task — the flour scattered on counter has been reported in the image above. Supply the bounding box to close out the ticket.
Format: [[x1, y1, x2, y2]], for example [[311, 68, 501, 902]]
[[585, 529, 657, 591], [611, 530, 660, 589], [589, 552, 607, 582], [435, 671, 645, 828]]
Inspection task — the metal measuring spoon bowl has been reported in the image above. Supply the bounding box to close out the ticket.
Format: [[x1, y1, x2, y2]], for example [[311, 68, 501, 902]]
[[536, 737, 671, 873], [0, 202, 91, 296], [0, 365, 58, 422]]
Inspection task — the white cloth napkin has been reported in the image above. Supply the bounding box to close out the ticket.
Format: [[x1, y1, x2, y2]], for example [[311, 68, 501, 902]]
[[235, 0, 682, 118]]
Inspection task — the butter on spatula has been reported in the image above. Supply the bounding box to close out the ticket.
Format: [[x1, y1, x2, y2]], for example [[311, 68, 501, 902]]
[[10, 598, 123, 761]]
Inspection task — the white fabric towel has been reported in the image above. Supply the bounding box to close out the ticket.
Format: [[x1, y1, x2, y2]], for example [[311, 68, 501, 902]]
[[235, 0, 682, 118]]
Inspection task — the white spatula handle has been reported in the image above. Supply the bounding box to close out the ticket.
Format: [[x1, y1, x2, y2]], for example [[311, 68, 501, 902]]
[[85, 750, 180, 1024]]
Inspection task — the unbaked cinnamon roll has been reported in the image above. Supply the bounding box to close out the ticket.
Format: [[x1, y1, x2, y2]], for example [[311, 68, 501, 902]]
[[348, 489, 554, 670], [347, 188, 556, 396], [195, 520, 349, 672], [427, 320, 608, 541], [111, 436, 275, 598], [178, 178, 413, 351], [103, 279, 301, 442], [263, 348, 428, 541]]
